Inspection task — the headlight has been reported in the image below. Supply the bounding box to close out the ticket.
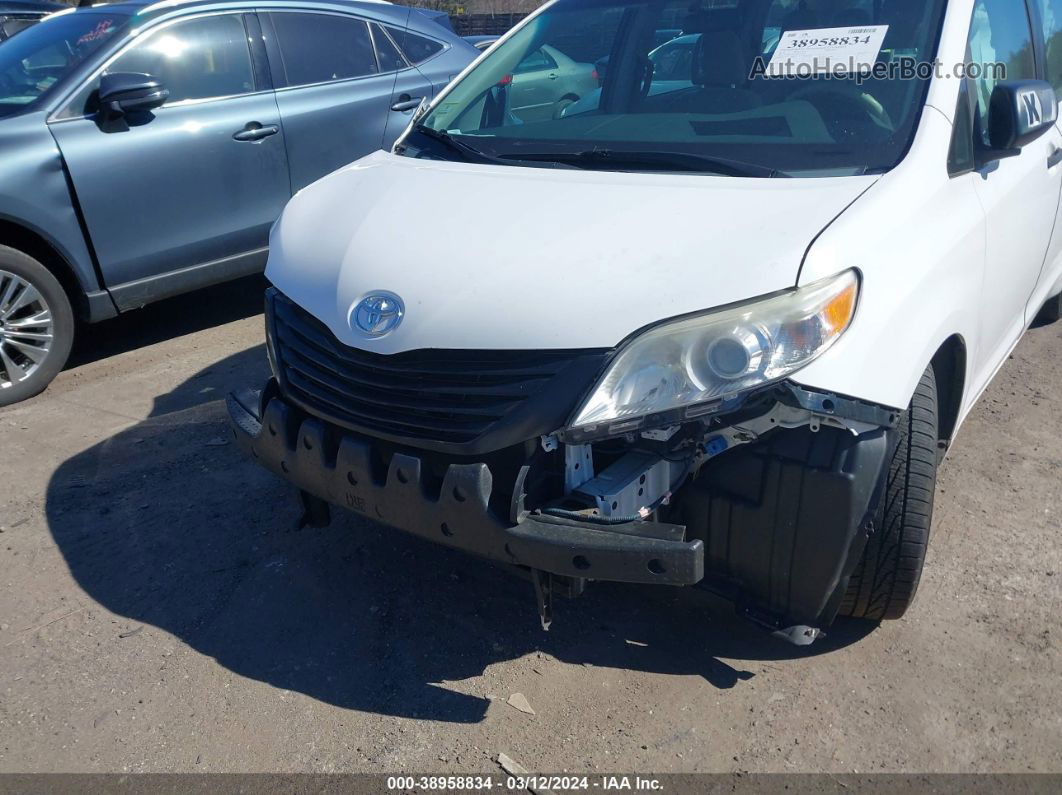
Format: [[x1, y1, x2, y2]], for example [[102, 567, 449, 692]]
[[570, 270, 859, 432]]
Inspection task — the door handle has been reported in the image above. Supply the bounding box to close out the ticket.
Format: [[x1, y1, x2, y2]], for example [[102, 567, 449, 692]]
[[233, 122, 279, 142], [547, 72, 559, 80], [391, 94, 423, 112], [1049, 147, 1062, 169]]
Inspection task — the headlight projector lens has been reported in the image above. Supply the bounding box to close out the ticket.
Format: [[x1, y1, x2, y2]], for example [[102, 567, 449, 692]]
[[705, 329, 764, 380]]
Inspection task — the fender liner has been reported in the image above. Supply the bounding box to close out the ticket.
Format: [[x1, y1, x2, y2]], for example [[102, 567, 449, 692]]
[[671, 424, 889, 629]]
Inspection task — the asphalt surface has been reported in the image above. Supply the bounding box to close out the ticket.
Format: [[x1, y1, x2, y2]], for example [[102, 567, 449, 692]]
[[1, 275, 1060, 773]]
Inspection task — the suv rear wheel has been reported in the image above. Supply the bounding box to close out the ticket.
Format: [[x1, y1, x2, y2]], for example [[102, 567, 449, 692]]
[[0, 246, 74, 407], [839, 364, 939, 621], [1037, 291, 1061, 324]]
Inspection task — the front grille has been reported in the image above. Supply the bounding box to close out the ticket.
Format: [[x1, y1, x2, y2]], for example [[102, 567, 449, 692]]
[[269, 292, 611, 453]]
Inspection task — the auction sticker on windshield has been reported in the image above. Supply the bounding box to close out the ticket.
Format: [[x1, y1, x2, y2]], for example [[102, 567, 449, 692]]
[[767, 25, 889, 76]]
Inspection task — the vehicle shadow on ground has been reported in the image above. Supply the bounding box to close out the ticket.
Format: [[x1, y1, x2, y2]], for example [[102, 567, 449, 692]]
[[44, 348, 874, 725], [67, 275, 268, 369]]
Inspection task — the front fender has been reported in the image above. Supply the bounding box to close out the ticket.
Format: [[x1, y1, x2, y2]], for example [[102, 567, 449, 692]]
[[792, 110, 982, 420], [0, 112, 100, 295]]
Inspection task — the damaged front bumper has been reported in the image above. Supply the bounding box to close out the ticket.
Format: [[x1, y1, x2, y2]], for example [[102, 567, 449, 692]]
[[228, 389, 705, 588], [229, 373, 894, 644]]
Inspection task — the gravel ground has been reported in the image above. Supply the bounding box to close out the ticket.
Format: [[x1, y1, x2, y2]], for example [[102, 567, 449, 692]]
[[1, 276, 1060, 774]]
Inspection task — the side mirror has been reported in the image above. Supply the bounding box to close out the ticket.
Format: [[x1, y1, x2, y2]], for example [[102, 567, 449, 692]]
[[980, 80, 1057, 164], [98, 72, 169, 118]]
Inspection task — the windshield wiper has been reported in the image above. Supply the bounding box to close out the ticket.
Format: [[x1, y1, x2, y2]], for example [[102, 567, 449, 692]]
[[406, 125, 576, 169], [497, 149, 785, 178], [405, 124, 504, 164]]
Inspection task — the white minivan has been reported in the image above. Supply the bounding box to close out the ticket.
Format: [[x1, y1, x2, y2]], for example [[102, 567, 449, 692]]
[[229, 0, 1062, 643]]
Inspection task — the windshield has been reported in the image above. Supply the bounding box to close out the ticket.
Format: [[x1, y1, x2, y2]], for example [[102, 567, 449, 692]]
[[413, 0, 947, 176], [0, 10, 129, 119]]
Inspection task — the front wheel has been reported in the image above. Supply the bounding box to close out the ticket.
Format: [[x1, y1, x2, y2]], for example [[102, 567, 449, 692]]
[[0, 246, 75, 407], [1037, 291, 1061, 324], [552, 95, 579, 119], [839, 364, 940, 621]]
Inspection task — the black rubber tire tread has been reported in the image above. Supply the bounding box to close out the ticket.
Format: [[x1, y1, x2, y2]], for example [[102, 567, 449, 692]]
[[0, 245, 75, 407], [838, 363, 939, 621], [552, 95, 580, 119], [1037, 291, 1061, 323]]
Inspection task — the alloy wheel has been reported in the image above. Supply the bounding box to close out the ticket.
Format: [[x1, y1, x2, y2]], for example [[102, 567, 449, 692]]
[[0, 269, 55, 390]]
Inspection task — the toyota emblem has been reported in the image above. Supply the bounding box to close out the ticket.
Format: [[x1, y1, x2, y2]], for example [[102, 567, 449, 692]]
[[351, 292, 404, 337]]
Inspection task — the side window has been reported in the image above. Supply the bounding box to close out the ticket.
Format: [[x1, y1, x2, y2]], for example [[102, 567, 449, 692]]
[[651, 37, 698, 83], [270, 12, 377, 87], [969, 0, 1036, 145], [948, 79, 977, 175], [105, 14, 254, 104], [1035, 0, 1062, 96], [514, 48, 557, 74], [23, 40, 71, 70], [389, 28, 444, 65], [372, 24, 407, 73], [2, 18, 35, 40]]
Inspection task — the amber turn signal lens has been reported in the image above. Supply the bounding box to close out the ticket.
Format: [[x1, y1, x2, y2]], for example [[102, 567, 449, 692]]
[[820, 279, 858, 334]]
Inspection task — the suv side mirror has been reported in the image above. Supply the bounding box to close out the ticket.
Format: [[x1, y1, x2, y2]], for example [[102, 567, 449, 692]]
[[980, 80, 1057, 165], [98, 72, 169, 118]]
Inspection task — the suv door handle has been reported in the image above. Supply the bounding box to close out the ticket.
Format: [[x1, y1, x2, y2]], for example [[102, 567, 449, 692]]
[[391, 94, 423, 112], [233, 122, 279, 142], [1049, 147, 1062, 169]]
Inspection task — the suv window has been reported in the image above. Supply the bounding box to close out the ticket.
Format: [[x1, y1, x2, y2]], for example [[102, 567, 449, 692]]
[[371, 23, 407, 73], [107, 14, 254, 104], [0, 11, 130, 119], [1035, 0, 1062, 96], [969, 0, 1036, 145], [270, 12, 377, 87], [389, 28, 444, 65]]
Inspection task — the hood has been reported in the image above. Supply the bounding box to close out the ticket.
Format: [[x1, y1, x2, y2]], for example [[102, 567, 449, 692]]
[[266, 151, 876, 354]]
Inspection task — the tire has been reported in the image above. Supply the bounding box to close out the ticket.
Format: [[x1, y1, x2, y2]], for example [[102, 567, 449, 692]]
[[839, 364, 939, 621], [0, 245, 75, 407], [553, 95, 578, 119], [1037, 291, 1061, 324]]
